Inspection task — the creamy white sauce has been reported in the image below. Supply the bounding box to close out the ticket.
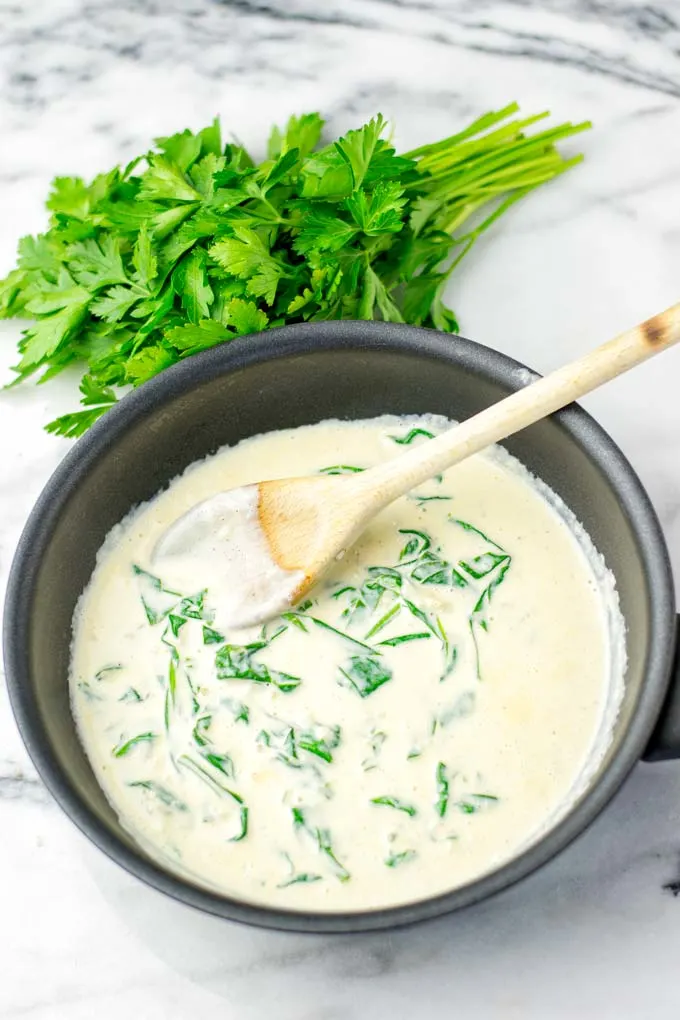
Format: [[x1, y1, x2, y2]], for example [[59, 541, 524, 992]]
[[153, 485, 304, 631], [69, 415, 625, 912]]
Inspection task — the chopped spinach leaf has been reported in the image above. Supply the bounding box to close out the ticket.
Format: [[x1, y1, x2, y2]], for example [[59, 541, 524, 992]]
[[409, 494, 452, 505], [291, 809, 350, 881], [76, 681, 102, 701], [339, 654, 392, 697], [457, 793, 499, 814], [192, 714, 212, 747], [292, 806, 306, 829], [167, 613, 186, 637], [438, 691, 476, 727], [318, 464, 365, 475], [316, 827, 350, 882], [298, 724, 342, 763], [177, 754, 247, 839], [95, 663, 123, 681], [223, 698, 250, 724], [385, 849, 417, 867], [204, 752, 236, 779], [278, 873, 322, 887], [128, 780, 188, 811], [364, 603, 400, 640], [119, 687, 143, 703], [371, 796, 417, 817], [278, 851, 323, 887], [435, 762, 450, 818], [215, 642, 301, 692], [451, 517, 504, 551], [389, 427, 435, 445], [202, 625, 225, 645], [378, 631, 431, 647], [112, 732, 156, 757]]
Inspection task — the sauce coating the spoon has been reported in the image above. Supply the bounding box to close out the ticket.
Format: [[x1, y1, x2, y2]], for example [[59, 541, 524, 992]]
[[154, 485, 304, 630]]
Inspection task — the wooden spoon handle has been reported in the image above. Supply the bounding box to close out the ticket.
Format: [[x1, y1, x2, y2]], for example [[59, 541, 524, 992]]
[[361, 302, 680, 504]]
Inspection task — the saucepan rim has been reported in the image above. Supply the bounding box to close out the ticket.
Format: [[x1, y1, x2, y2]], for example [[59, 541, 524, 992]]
[[3, 319, 676, 933]]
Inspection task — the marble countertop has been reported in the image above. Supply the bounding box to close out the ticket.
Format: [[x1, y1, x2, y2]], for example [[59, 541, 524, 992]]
[[2, 1, 680, 1016]]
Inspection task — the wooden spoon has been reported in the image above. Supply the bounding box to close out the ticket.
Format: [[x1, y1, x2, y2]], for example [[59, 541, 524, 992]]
[[154, 303, 680, 629]]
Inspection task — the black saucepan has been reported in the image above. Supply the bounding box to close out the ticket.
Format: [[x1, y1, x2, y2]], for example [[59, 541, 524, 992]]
[[4, 320, 680, 933]]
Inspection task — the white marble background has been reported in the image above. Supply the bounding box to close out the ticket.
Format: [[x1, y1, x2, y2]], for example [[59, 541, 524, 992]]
[[2, 1, 680, 1017]]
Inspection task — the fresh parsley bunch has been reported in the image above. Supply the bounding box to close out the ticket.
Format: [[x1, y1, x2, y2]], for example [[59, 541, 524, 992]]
[[0, 103, 589, 437]]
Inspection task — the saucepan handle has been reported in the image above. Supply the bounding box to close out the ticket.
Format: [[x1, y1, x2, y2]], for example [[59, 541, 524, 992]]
[[643, 617, 680, 761]]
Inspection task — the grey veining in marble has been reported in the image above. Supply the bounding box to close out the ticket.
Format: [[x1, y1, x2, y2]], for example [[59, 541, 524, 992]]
[[2, 0, 680, 105], [1, 1, 680, 1017]]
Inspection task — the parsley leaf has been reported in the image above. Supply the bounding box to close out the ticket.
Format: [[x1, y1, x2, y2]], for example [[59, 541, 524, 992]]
[[67, 236, 128, 289], [138, 155, 203, 203], [209, 225, 288, 306], [172, 248, 214, 323]]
